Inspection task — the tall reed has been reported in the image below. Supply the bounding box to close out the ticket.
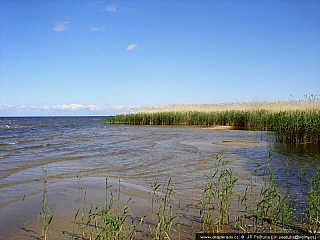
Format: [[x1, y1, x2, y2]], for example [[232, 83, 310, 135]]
[[39, 168, 53, 240], [199, 158, 238, 233], [306, 168, 320, 233], [73, 178, 143, 240], [106, 109, 320, 144], [150, 178, 177, 239]]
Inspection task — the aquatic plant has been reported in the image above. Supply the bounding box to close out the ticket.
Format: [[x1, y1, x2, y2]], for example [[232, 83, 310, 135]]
[[199, 158, 238, 233], [130, 97, 320, 114], [39, 189, 54, 240], [306, 168, 320, 233], [39, 168, 53, 240], [106, 109, 320, 144], [36, 156, 319, 239], [253, 172, 295, 232], [150, 178, 177, 239], [73, 178, 143, 240]]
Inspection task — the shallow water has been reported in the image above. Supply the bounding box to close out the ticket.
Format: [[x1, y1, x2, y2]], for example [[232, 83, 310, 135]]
[[0, 117, 319, 237]]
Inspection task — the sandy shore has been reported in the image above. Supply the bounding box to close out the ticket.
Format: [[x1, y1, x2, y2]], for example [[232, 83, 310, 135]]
[[0, 177, 197, 240], [0, 178, 147, 239], [201, 125, 235, 130]]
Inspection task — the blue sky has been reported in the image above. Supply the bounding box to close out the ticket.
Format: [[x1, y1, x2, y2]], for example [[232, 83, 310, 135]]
[[0, 0, 319, 116]]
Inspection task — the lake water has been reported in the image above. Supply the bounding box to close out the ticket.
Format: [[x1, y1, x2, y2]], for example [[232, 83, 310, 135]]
[[0, 117, 319, 237]]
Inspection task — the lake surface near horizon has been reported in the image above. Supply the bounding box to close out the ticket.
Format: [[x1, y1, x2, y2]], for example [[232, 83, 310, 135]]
[[0, 117, 319, 238]]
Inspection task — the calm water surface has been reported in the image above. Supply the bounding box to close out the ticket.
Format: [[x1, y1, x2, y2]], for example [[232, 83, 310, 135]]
[[0, 117, 319, 211]]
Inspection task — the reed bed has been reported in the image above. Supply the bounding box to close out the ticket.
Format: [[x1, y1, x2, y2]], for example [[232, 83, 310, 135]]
[[106, 109, 320, 144], [129, 96, 320, 114]]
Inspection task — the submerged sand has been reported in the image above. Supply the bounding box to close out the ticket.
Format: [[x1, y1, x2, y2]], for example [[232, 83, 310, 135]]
[[213, 141, 260, 146]]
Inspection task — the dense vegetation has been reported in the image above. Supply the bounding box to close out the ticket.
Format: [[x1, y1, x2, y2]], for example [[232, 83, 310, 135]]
[[106, 109, 320, 144]]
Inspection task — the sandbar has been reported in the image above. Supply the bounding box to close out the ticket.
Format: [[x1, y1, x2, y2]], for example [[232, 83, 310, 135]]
[[213, 141, 259, 146], [202, 125, 235, 130]]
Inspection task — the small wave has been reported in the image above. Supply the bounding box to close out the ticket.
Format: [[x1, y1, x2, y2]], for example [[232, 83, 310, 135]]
[[0, 142, 19, 146], [111, 137, 140, 144], [0, 125, 28, 129], [198, 159, 210, 164], [22, 144, 50, 150], [12, 137, 50, 145], [2, 125, 21, 129], [0, 149, 13, 152], [0, 155, 85, 182], [56, 156, 84, 161], [195, 165, 215, 171], [0, 143, 50, 151]]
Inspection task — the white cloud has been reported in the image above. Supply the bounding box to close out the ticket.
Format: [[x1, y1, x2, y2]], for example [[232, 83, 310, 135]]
[[40, 106, 50, 110], [86, 105, 106, 111], [0, 104, 14, 110], [105, 4, 117, 12], [0, 104, 106, 112], [54, 104, 106, 111], [54, 21, 70, 32], [126, 43, 138, 51], [112, 106, 125, 110], [90, 26, 105, 32], [112, 106, 127, 114]]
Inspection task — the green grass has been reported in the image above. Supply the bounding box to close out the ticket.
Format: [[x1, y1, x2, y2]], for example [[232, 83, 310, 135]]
[[200, 158, 238, 233], [38, 157, 319, 239], [72, 178, 143, 240], [306, 168, 320, 233], [38, 168, 53, 240], [106, 109, 320, 144]]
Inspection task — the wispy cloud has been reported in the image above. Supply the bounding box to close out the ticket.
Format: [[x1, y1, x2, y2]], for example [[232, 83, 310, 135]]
[[112, 105, 127, 114], [112, 106, 125, 111], [40, 106, 50, 110], [0, 104, 14, 110], [0, 104, 106, 112], [53, 104, 106, 111], [53, 21, 70, 32], [126, 43, 138, 51], [105, 4, 117, 12], [90, 26, 105, 32]]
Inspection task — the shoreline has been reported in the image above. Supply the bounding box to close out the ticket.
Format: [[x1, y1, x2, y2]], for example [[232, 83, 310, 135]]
[[106, 109, 320, 144], [0, 177, 166, 239], [2, 171, 317, 239], [0, 120, 318, 238]]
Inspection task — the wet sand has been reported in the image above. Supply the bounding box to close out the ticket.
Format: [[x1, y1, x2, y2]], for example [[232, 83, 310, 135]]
[[202, 125, 235, 130], [213, 141, 260, 146], [0, 178, 144, 239], [0, 177, 197, 240]]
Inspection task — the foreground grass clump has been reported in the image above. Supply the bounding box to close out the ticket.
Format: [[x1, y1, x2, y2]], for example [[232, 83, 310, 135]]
[[39, 157, 319, 239], [106, 109, 320, 144], [71, 179, 143, 240], [73, 160, 319, 239], [306, 169, 320, 233]]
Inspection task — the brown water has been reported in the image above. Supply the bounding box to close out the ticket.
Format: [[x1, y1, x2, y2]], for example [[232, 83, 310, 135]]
[[0, 117, 319, 238]]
